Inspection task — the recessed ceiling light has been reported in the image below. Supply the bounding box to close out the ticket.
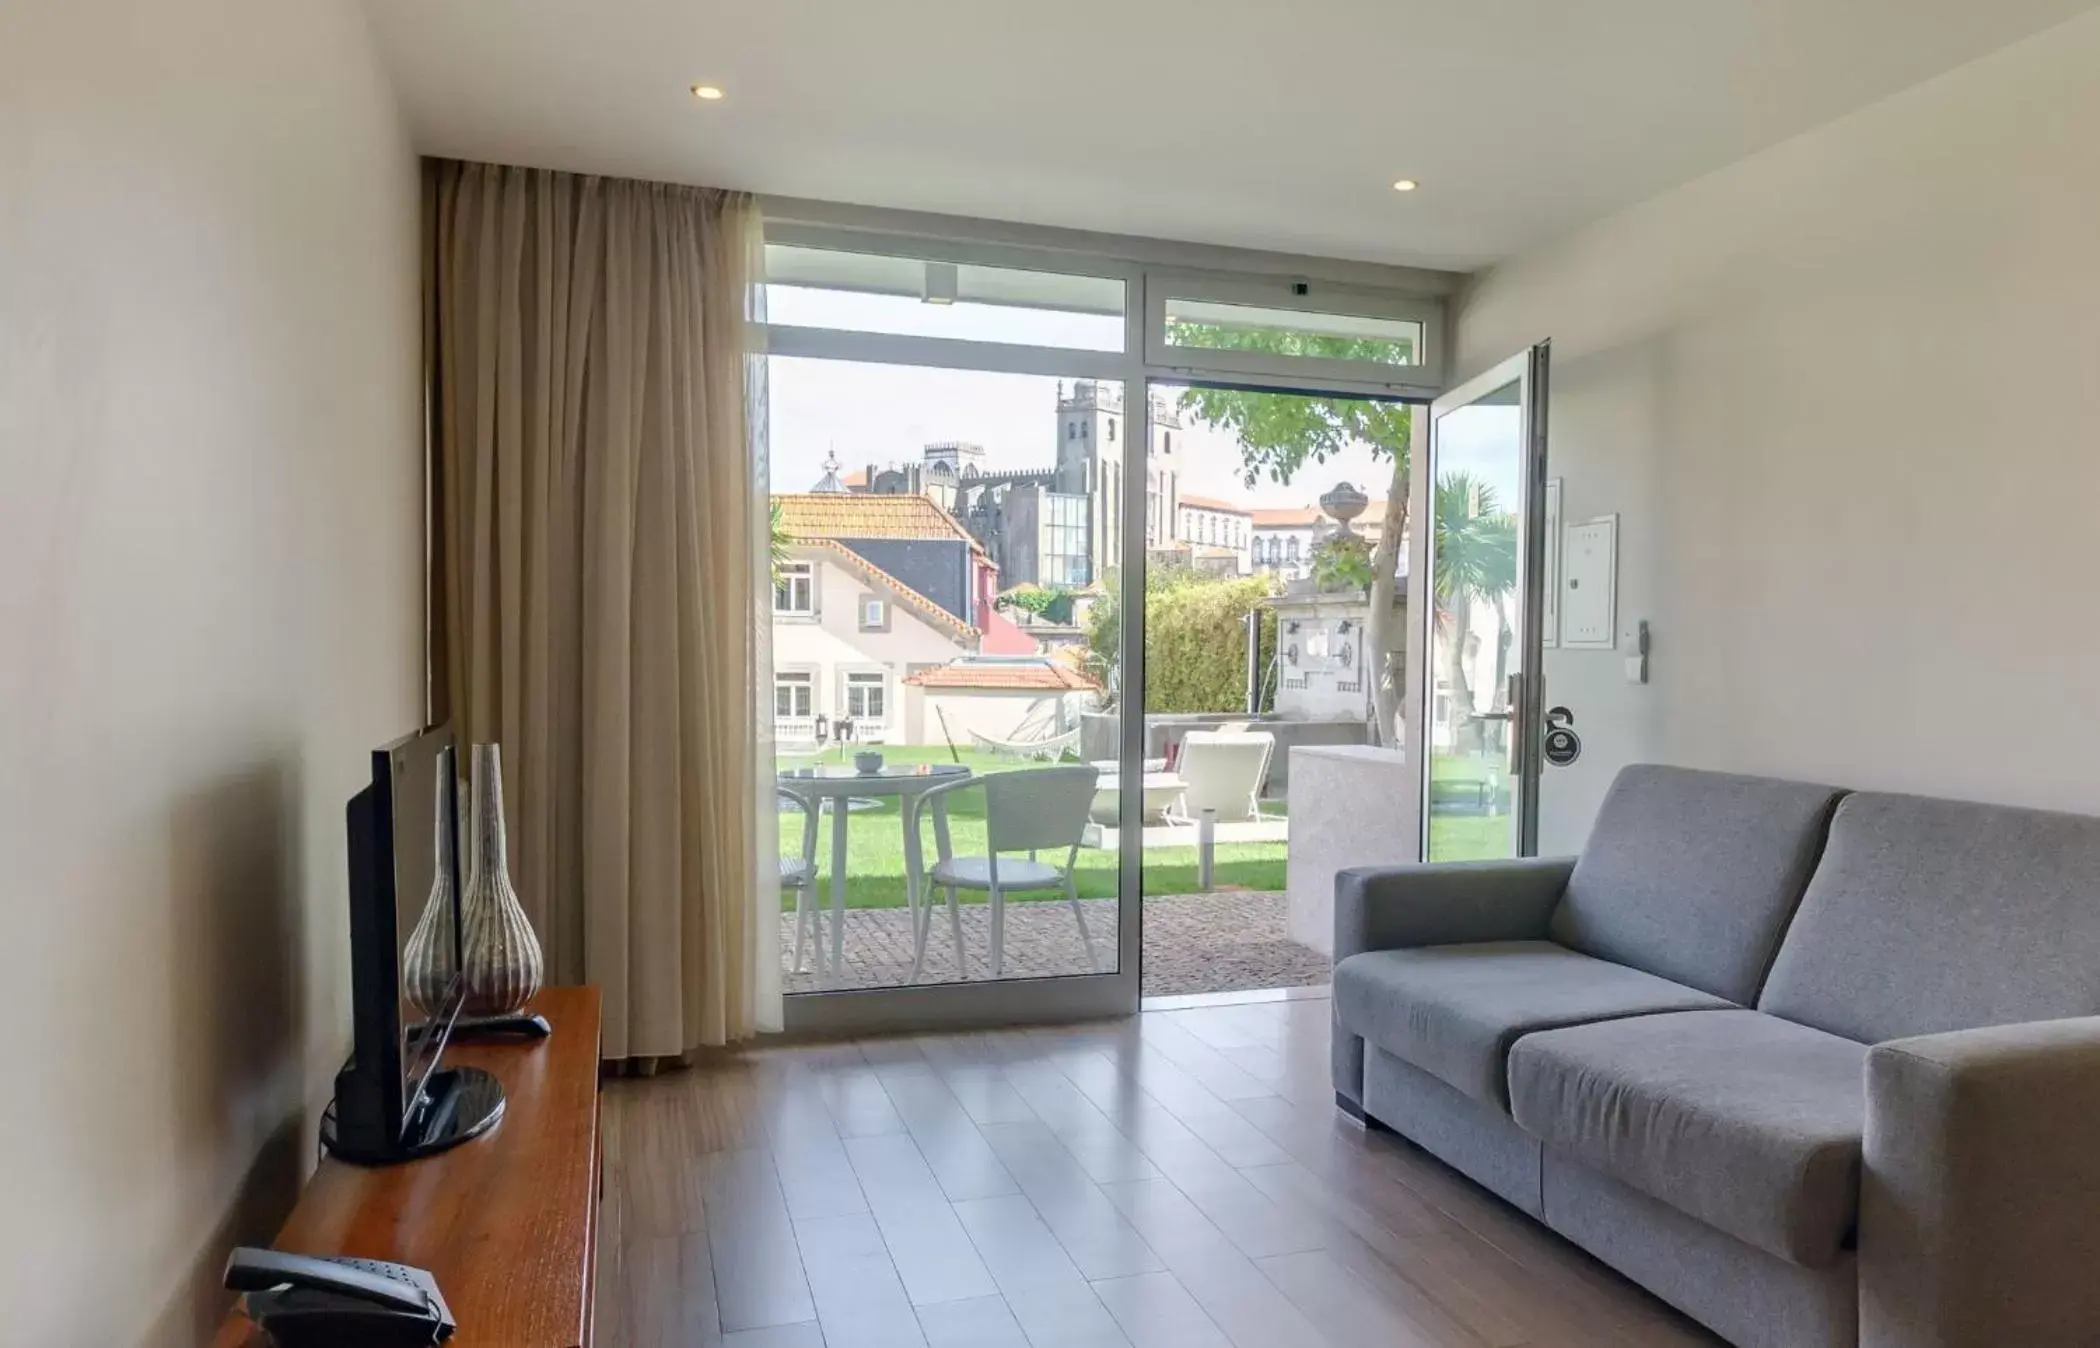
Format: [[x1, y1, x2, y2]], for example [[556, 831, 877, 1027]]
[[691, 84, 726, 101], [1392, 178, 1420, 193]]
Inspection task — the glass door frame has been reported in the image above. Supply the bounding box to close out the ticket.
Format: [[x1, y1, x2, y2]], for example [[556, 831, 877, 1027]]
[[768, 216, 1453, 1035], [1415, 342, 1551, 861]]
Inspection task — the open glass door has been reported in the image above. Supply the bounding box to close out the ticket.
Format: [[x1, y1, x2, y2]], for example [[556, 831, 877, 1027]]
[[1420, 344, 1549, 861]]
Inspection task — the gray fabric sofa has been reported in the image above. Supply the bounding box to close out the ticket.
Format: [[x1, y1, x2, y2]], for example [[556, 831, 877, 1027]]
[[1332, 764, 2100, 1348]]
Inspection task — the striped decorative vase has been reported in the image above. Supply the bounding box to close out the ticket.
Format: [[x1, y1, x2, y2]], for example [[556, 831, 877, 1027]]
[[460, 743, 544, 1015], [401, 758, 460, 1016]]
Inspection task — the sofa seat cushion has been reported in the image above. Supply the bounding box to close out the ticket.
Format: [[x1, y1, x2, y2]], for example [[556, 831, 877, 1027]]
[[1332, 941, 1730, 1109], [1509, 1010, 1865, 1268]]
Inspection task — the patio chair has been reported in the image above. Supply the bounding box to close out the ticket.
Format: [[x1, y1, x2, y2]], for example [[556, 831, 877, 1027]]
[[1167, 729, 1275, 825], [904, 765, 1099, 980], [778, 785, 822, 974]]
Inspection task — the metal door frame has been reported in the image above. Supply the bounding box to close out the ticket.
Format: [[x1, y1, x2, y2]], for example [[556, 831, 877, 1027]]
[[1417, 342, 1551, 860]]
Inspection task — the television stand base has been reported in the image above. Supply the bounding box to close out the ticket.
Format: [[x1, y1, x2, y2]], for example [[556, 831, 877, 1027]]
[[451, 1011, 553, 1041], [323, 1066, 506, 1165]]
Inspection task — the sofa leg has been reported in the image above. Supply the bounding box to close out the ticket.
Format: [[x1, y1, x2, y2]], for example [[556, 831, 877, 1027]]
[[1336, 1092, 1394, 1133]]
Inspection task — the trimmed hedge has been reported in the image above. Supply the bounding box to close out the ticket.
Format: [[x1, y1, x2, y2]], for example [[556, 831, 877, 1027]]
[[1084, 569, 1277, 714]]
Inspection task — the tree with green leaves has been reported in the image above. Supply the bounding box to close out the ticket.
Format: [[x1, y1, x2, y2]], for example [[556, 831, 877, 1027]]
[[770, 500, 791, 582], [1174, 325, 1414, 741], [1430, 471, 1517, 754]]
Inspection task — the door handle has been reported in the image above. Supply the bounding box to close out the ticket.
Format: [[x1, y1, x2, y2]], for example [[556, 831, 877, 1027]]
[[1471, 675, 1526, 724]]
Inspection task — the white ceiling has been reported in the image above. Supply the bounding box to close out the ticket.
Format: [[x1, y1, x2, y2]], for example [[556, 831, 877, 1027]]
[[361, 0, 2096, 273]]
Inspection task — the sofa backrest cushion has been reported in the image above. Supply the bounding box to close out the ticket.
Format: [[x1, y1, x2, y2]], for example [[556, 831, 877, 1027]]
[[1759, 792, 2100, 1044], [1550, 766, 1846, 1003]]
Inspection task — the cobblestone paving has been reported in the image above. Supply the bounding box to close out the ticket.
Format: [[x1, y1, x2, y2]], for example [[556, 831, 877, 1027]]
[[781, 889, 1330, 997]]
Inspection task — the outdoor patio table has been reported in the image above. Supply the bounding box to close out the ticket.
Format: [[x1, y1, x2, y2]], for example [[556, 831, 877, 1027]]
[[777, 762, 972, 983]]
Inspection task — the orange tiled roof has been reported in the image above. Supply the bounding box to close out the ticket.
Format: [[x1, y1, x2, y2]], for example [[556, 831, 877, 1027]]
[[800, 540, 977, 644], [775, 493, 985, 555], [1251, 500, 1389, 528], [1177, 493, 1252, 515], [904, 661, 1100, 692]]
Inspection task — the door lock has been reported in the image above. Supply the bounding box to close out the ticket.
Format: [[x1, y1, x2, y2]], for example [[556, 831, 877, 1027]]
[[1543, 706, 1582, 768]]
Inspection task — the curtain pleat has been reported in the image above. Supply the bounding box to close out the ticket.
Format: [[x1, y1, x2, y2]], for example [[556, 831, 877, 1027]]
[[429, 159, 779, 1058]]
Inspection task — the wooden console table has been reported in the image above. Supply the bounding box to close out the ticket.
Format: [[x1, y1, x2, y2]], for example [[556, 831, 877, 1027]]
[[214, 986, 602, 1348]]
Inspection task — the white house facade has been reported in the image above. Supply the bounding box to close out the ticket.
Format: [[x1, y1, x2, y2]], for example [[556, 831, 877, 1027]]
[[1175, 494, 1253, 574], [771, 539, 977, 744]]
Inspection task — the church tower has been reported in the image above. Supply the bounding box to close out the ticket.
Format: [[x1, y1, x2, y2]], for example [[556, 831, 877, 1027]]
[[1056, 380, 1124, 580]]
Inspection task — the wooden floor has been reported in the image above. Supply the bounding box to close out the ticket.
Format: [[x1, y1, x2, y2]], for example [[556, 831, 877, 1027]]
[[599, 993, 1721, 1347]]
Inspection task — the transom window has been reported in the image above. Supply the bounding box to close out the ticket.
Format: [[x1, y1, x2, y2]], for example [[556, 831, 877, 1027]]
[[774, 561, 814, 614]]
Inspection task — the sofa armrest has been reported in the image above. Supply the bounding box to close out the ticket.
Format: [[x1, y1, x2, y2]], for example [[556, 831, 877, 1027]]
[[1862, 1017, 2100, 1347], [1333, 856, 1576, 963]]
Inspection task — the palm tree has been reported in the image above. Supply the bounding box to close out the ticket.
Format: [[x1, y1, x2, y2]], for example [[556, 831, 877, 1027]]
[[1432, 472, 1517, 754], [770, 500, 791, 583]]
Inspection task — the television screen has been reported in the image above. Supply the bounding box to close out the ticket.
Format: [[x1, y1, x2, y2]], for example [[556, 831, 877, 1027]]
[[387, 729, 464, 1125]]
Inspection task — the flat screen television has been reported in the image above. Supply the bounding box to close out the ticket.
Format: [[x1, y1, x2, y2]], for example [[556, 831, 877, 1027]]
[[323, 725, 504, 1164]]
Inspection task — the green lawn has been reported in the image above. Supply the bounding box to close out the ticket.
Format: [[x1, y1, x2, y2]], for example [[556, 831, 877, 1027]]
[[777, 744, 1286, 908], [1426, 749, 1517, 862]]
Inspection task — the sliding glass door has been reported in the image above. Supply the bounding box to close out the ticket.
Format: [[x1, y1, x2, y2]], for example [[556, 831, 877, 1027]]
[[759, 221, 1449, 1032], [764, 238, 1146, 1031], [1137, 379, 1411, 999]]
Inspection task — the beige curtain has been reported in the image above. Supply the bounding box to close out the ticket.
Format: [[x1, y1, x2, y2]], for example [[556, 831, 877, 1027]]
[[428, 159, 781, 1059]]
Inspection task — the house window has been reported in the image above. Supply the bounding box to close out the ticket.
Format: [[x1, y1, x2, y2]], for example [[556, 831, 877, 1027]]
[[1163, 431, 1172, 453], [774, 671, 813, 719], [844, 671, 886, 723], [860, 597, 887, 629], [1106, 417, 1116, 442], [774, 561, 814, 614], [1287, 537, 1301, 562], [1067, 423, 1077, 440]]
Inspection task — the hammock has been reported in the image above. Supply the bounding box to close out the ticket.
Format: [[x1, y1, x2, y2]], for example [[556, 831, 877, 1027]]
[[966, 726, 1081, 762]]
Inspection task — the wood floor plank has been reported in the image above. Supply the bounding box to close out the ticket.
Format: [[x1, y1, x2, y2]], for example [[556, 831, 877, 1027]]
[[769, 1064, 872, 1221], [1097, 1177, 1338, 1348], [618, 1082, 709, 1237], [952, 1192, 1089, 1293], [702, 1147, 816, 1332], [1090, 1271, 1234, 1348], [915, 1293, 1031, 1347], [821, 1063, 910, 1138], [873, 1061, 1021, 1202], [1002, 1280, 1135, 1348], [722, 1324, 825, 1348], [624, 1233, 720, 1348], [609, 1001, 1724, 1348], [1136, 1016, 1279, 1102], [1240, 1160, 1525, 1347], [844, 1132, 1000, 1306], [917, 1039, 1042, 1126], [975, 1121, 1164, 1281], [794, 1211, 928, 1348], [1257, 1248, 1450, 1348]]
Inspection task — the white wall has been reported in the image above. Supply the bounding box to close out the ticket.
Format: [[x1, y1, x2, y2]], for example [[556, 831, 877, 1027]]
[[919, 689, 1076, 746], [0, 2, 422, 1343], [1452, 9, 2100, 852]]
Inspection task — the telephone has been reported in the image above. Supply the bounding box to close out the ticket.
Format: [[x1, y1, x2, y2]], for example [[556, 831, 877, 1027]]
[[224, 1246, 455, 1347]]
